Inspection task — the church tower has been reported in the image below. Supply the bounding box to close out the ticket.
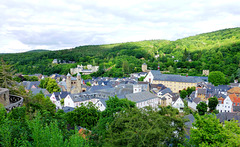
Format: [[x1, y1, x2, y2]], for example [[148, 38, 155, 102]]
[[66, 73, 71, 92], [77, 73, 82, 93], [142, 63, 147, 72]]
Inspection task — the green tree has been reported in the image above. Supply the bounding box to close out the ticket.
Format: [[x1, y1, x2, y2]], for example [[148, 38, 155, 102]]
[[0, 58, 16, 90], [208, 71, 227, 86], [122, 61, 129, 74], [65, 102, 100, 130], [92, 96, 135, 144], [138, 76, 145, 81], [196, 102, 208, 115], [104, 106, 185, 146], [39, 78, 50, 89], [46, 78, 61, 93], [189, 114, 240, 146], [208, 96, 219, 112], [86, 82, 91, 86], [180, 90, 188, 99]]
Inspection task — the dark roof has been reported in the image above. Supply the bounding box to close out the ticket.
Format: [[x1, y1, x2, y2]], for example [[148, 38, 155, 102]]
[[233, 106, 240, 112], [30, 88, 49, 95], [88, 85, 112, 92], [63, 107, 75, 113], [96, 98, 108, 107], [216, 112, 240, 123], [193, 98, 201, 104], [53, 91, 69, 101], [230, 83, 240, 87], [153, 73, 203, 83], [150, 70, 162, 78], [159, 88, 172, 95], [138, 81, 149, 85], [198, 89, 206, 94], [172, 96, 180, 102], [125, 91, 158, 103], [22, 81, 40, 90]]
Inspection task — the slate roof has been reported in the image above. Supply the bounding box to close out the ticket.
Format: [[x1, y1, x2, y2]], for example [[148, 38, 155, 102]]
[[62, 107, 75, 113], [138, 81, 149, 85], [96, 98, 108, 107], [198, 89, 206, 95], [150, 70, 162, 78], [159, 88, 172, 95], [233, 106, 240, 112], [53, 91, 69, 101], [88, 85, 112, 92], [171, 96, 178, 103], [30, 88, 49, 95], [193, 98, 201, 104], [125, 91, 158, 103], [216, 112, 240, 123], [215, 85, 230, 92], [22, 81, 40, 90], [153, 73, 203, 83], [230, 83, 240, 87]]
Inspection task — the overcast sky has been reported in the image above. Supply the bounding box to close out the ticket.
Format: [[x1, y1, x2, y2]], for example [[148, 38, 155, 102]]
[[0, 0, 240, 53]]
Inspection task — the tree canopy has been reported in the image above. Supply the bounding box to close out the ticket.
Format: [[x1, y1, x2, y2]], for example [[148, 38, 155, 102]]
[[208, 71, 227, 86]]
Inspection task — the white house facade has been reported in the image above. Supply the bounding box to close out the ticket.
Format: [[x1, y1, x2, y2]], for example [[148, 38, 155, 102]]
[[216, 96, 233, 113], [172, 97, 184, 112]]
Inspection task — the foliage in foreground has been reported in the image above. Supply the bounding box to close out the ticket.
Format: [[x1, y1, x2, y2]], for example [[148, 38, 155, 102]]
[[188, 114, 240, 147]]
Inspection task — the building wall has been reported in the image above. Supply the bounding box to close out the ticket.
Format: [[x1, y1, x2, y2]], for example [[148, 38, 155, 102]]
[[188, 100, 197, 111], [216, 96, 233, 113], [152, 80, 196, 93], [172, 98, 184, 112], [144, 72, 153, 83], [0, 88, 10, 106], [136, 98, 159, 108]]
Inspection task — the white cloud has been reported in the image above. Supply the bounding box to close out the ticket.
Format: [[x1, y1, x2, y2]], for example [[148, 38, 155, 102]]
[[0, 0, 239, 53]]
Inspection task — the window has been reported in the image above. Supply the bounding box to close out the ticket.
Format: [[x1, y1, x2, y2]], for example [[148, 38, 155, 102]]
[[3, 94, 6, 101], [228, 106, 230, 108]]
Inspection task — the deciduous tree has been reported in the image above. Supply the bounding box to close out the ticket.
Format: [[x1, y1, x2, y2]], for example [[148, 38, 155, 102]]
[[208, 71, 227, 86], [196, 102, 208, 115]]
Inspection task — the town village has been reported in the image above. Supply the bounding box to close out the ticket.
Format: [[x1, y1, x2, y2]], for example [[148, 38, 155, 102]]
[[2, 62, 239, 117]]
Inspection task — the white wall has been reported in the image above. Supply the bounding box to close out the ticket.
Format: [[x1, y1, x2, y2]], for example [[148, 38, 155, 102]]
[[144, 72, 153, 83]]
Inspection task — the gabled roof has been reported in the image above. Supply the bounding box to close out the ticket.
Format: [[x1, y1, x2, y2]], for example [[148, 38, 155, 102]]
[[158, 88, 172, 95], [193, 98, 201, 104], [30, 88, 49, 95], [22, 81, 40, 90], [233, 106, 240, 112], [150, 70, 162, 78], [172, 96, 180, 103], [216, 112, 240, 123], [153, 74, 203, 83], [62, 106, 75, 113], [198, 89, 206, 95], [125, 91, 158, 103], [229, 94, 238, 102], [228, 87, 240, 94], [53, 91, 69, 101]]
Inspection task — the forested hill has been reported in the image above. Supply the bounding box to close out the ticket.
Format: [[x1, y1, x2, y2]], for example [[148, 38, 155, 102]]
[[0, 27, 240, 82]]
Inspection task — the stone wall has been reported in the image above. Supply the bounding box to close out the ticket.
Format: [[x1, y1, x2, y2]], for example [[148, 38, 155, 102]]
[[0, 88, 10, 106]]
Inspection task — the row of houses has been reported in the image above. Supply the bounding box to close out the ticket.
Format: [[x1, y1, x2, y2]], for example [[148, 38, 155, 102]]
[[187, 82, 240, 113]]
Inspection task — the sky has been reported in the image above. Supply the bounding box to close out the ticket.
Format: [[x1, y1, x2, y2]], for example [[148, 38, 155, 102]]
[[0, 0, 240, 53]]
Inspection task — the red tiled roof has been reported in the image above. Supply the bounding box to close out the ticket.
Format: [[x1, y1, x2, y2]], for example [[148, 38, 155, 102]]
[[230, 93, 240, 106], [218, 97, 224, 104], [228, 87, 240, 94]]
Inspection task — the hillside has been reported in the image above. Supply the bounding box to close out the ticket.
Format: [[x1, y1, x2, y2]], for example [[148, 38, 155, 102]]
[[0, 27, 239, 82]]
